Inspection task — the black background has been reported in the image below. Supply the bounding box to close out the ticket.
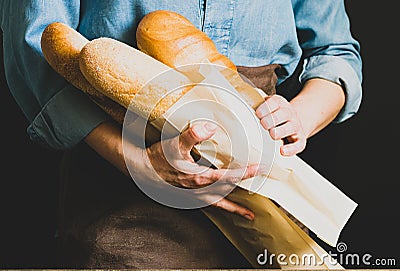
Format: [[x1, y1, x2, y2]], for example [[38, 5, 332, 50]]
[[0, 1, 399, 269]]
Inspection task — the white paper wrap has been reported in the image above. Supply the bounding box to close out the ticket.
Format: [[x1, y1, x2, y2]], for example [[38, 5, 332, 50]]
[[154, 64, 357, 247]]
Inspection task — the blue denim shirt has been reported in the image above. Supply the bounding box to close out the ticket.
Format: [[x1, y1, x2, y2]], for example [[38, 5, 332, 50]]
[[1, 0, 362, 150]]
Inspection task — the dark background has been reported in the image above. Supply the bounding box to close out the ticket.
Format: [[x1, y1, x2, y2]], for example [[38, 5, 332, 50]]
[[0, 1, 398, 269]]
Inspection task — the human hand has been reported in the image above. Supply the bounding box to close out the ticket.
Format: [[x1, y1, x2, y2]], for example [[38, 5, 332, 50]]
[[144, 121, 265, 220], [255, 95, 307, 156]]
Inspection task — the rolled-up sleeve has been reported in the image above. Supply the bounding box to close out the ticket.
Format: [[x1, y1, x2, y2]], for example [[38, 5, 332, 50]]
[[293, 0, 363, 123], [1, 0, 110, 150], [27, 85, 111, 150]]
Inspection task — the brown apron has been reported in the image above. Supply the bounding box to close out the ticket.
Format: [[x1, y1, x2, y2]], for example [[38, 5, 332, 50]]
[[56, 64, 305, 269], [237, 64, 281, 96]]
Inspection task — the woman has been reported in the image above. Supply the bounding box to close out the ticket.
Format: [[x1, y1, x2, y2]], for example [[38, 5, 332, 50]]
[[0, 0, 362, 268]]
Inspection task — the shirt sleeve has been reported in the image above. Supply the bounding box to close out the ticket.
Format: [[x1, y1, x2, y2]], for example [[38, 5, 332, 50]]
[[292, 0, 363, 123], [1, 0, 111, 150]]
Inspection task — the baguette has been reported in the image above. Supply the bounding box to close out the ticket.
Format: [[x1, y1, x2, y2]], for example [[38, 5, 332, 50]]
[[136, 10, 266, 108], [136, 10, 236, 71], [79, 37, 193, 121], [41, 22, 126, 123]]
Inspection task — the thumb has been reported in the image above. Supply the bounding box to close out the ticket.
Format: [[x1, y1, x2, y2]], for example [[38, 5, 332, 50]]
[[179, 121, 218, 152]]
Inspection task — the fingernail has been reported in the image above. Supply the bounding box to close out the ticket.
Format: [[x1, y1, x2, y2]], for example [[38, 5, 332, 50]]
[[256, 105, 267, 118], [281, 146, 291, 156], [264, 118, 274, 129], [204, 122, 218, 132], [244, 214, 254, 221]]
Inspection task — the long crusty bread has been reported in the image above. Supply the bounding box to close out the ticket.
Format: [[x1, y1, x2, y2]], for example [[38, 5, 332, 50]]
[[136, 10, 236, 71], [41, 22, 126, 124], [79, 37, 193, 121], [136, 10, 265, 108]]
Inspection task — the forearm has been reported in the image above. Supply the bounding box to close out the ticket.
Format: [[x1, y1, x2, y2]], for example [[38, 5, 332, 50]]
[[84, 121, 130, 176], [290, 78, 345, 138]]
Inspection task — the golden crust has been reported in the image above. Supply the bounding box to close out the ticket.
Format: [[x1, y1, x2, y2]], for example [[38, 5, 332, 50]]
[[136, 10, 236, 70], [40, 22, 126, 123], [79, 37, 193, 121], [136, 10, 263, 109]]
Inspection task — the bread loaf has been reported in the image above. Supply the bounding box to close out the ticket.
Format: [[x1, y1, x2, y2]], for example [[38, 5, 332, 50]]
[[41, 22, 126, 123], [136, 10, 266, 108], [136, 10, 235, 71], [79, 37, 194, 121]]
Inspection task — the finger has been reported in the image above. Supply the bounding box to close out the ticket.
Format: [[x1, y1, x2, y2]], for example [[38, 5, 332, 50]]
[[269, 121, 299, 140], [212, 198, 255, 220], [172, 159, 209, 175], [255, 102, 275, 119], [255, 95, 287, 118], [166, 162, 228, 188], [179, 121, 218, 152], [260, 107, 293, 130], [200, 182, 237, 195], [280, 138, 306, 156], [206, 164, 267, 184], [184, 164, 265, 189]]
